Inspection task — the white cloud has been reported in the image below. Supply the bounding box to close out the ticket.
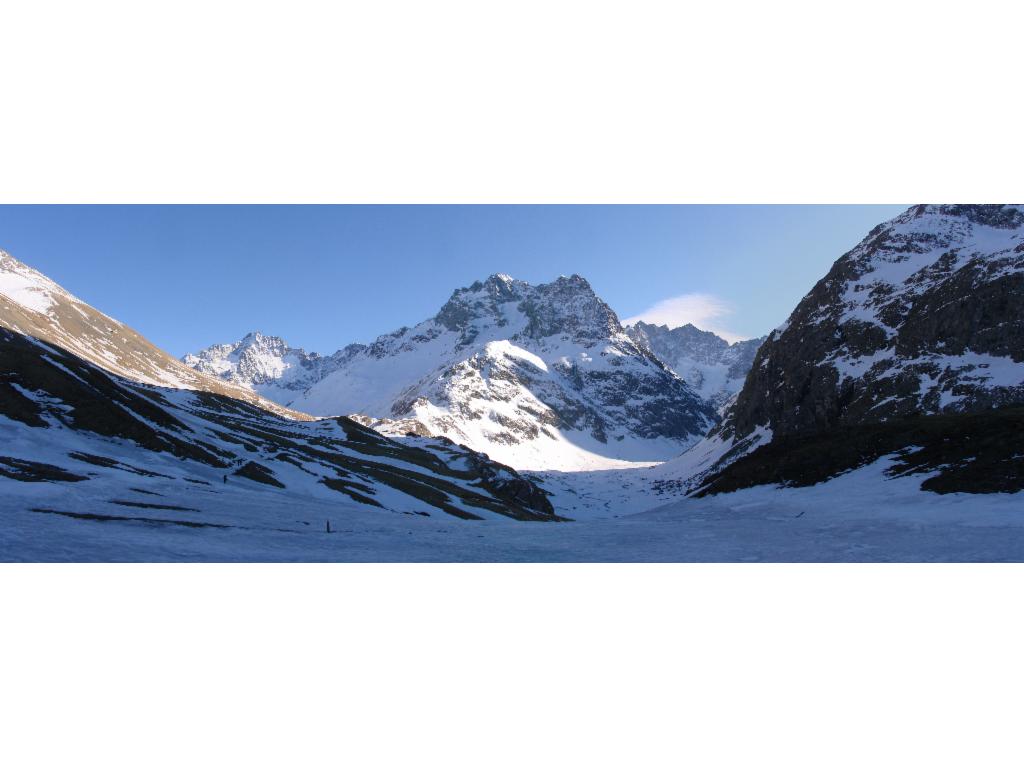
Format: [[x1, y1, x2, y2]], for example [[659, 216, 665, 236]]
[[622, 293, 747, 343]]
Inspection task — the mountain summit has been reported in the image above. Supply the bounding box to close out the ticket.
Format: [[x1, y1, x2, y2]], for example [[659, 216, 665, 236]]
[[625, 321, 764, 407], [433, 273, 623, 346], [183, 331, 361, 404]]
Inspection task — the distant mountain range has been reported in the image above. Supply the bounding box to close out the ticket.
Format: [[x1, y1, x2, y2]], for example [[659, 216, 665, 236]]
[[183, 274, 752, 470], [624, 322, 764, 408], [182, 332, 362, 405]]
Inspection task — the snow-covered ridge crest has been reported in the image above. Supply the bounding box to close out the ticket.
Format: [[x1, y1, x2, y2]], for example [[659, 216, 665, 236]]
[[182, 330, 362, 404]]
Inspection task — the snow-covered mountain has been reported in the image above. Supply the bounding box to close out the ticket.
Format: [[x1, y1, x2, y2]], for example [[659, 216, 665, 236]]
[[624, 322, 764, 407], [0, 251, 557, 525], [0, 250, 299, 419], [183, 332, 361, 404], [284, 274, 718, 470], [658, 204, 1024, 495], [0, 325, 557, 523]]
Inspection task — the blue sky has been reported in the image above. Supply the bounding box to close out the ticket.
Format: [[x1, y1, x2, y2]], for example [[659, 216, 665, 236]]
[[0, 205, 907, 356]]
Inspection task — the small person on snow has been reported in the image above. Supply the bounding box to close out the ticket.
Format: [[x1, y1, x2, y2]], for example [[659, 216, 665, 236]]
[[223, 475, 227, 484]]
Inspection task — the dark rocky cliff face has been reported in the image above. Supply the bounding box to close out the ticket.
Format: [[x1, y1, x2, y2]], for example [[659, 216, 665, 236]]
[[723, 204, 1024, 443]]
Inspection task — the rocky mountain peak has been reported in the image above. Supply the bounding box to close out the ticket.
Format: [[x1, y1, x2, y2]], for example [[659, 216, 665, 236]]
[[482, 272, 519, 290], [434, 274, 530, 334], [433, 273, 621, 346], [253, 331, 306, 358], [629, 322, 730, 359], [182, 331, 339, 402], [180, 271, 730, 470], [911, 204, 1024, 229], [520, 274, 621, 343], [625, 321, 764, 408]]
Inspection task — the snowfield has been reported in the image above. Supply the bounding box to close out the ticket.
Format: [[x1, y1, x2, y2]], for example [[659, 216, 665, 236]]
[[3, 456, 1023, 561]]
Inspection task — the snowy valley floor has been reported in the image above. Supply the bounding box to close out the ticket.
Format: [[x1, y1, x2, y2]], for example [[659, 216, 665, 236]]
[[3, 458, 1024, 562]]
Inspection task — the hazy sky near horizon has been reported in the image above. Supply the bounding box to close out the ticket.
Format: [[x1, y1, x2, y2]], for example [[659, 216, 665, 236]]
[[0, 205, 907, 356]]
